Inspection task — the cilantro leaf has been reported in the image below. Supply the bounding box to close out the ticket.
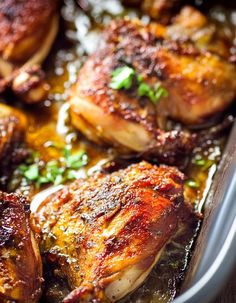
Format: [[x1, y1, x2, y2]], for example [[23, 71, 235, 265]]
[[16, 145, 89, 188], [109, 66, 135, 90], [154, 84, 168, 101], [23, 164, 39, 181], [137, 82, 168, 104], [66, 170, 77, 180], [110, 65, 169, 104], [63, 145, 72, 158], [138, 82, 151, 97], [186, 179, 200, 189], [66, 152, 88, 169], [45, 161, 65, 184], [194, 158, 206, 166]]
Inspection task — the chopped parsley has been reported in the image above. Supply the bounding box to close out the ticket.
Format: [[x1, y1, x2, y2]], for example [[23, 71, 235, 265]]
[[194, 158, 206, 166], [20, 164, 39, 181], [18, 145, 89, 188], [138, 82, 168, 104], [193, 157, 214, 171], [109, 66, 135, 90], [186, 179, 200, 189], [109, 65, 168, 104]]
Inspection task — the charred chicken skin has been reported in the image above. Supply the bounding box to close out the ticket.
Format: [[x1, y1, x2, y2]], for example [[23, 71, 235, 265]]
[[0, 191, 42, 303], [69, 12, 236, 162], [32, 161, 185, 302], [0, 104, 27, 188], [0, 0, 59, 103]]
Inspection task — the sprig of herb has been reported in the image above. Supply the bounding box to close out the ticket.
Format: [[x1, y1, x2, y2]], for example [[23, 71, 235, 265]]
[[18, 145, 89, 188], [109, 65, 168, 104]]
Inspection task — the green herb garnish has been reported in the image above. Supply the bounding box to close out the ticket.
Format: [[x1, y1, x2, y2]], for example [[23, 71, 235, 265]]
[[138, 82, 153, 99], [20, 163, 39, 181], [194, 158, 206, 166], [186, 179, 200, 189], [109, 66, 135, 90], [110, 65, 168, 104], [202, 160, 214, 171], [153, 83, 169, 101], [194, 157, 214, 171], [17, 145, 89, 188], [137, 82, 168, 104], [66, 153, 88, 169]]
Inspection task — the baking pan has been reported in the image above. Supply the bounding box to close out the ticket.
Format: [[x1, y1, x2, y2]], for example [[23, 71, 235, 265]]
[[174, 120, 236, 303], [2, 1, 235, 302]]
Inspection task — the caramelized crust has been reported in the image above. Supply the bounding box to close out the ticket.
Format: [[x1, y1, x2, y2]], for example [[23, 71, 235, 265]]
[[71, 17, 236, 128], [33, 161, 185, 302], [0, 191, 42, 303], [70, 18, 199, 164], [167, 6, 233, 59], [70, 13, 236, 165], [0, 0, 58, 62], [0, 0, 59, 103], [0, 104, 27, 187]]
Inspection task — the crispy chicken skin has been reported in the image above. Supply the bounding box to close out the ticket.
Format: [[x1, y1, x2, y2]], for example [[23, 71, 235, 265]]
[[32, 161, 185, 302], [0, 0, 59, 103], [0, 0, 58, 62], [70, 14, 236, 160], [0, 191, 42, 303], [0, 104, 27, 187], [69, 18, 200, 164]]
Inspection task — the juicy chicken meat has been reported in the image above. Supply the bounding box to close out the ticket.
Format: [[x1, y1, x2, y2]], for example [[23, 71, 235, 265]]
[[0, 104, 27, 187], [0, 0, 59, 103], [0, 191, 42, 303], [32, 161, 185, 303], [69, 13, 236, 161]]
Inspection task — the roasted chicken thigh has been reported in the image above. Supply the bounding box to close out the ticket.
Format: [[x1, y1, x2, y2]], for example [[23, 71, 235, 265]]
[[0, 191, 42, 303], [32, 161, 185, 302], [0, 104, 27, 187], [0, 0, 59, 103], [69, 19, 197, 165], [69, 13, 236, 162]]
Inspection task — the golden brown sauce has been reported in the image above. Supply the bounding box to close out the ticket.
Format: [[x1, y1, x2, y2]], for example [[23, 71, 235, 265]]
[[4, 1, 236, 302]]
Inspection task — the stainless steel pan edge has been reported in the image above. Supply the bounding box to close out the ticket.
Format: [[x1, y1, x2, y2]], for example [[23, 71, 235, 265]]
[[173, 121, 236, 303]]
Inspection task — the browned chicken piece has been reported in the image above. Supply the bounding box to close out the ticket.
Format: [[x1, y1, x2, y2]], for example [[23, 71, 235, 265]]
[[69, 16, 236, 161], [0, 191, 42, 303], [32, 161, 185, 303], [123, 0, 181, 24], [0, 104, 27, 187], [0, 0, 59, 103], [69, 22, 195, 165], [142, 0, 181, 23], [167, 6, 233, 59]]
